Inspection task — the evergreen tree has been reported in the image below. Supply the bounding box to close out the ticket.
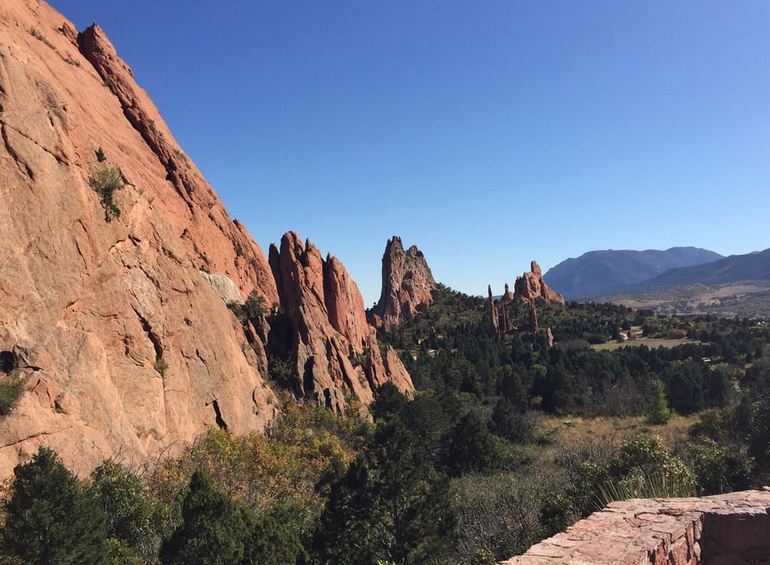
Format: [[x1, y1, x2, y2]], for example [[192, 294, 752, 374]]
[[161, 470, 247, 565], [491, 397, 530, 443], [647, 379, 673, 424], [2, 447, 109, 564], [242, 500, 307, 565], [442, 411, 502, 476], [312, 419, 454, 564]]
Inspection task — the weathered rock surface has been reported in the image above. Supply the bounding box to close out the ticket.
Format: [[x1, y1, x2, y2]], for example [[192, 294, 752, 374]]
[[514, 261, 565, 304], [368, 236, 437, 330], [269, 233, 413, 411], [0, 0, 281, 478], [0, 1, 411, 478], [500, 489, 770, 564]]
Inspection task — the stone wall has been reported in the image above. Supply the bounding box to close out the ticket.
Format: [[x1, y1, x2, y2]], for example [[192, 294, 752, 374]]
[[500, 489, 770, 564]]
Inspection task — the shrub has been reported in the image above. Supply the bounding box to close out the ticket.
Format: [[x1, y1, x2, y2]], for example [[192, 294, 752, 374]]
[[0, 374, 24, 417], [95, 147, 107, 162], [90, 165, 124, 221], [268, 357, 296, 390], [154, 359, 169, 377], [685, 438, 752, 495], [89, 461, 162, 561]]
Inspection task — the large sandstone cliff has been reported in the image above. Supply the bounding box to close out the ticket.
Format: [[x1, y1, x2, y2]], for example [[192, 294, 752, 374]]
[[368, 236, 437, 330], [268, 233, 412, 412], [0, 0, 411, 477]]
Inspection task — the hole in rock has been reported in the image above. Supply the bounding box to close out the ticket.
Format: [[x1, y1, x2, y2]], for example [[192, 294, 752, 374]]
[[0, 351, 17, 374]]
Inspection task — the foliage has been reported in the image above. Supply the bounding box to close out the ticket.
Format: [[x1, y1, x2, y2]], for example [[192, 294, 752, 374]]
[[561, 437, 695, 514], [647, 379, 673, 424], [0, 374, 24, 417], [95, 147, 107, 162], [89, 460, 161, 562], [1, 447, 109, 564], [160, 470, 248, 565], [90, 165, 124, 221], [441, 411, 505, 476], [450, 474, 572, 565], [268, 357, 297, 390], [242, 499, 307, 565], [154, 359, 168, 376], [311, 420, 454, 564], [684, 438, 752, 495]]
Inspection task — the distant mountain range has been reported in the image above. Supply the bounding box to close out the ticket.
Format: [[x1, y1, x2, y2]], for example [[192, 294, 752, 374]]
[[641, 248, 770, 289], [544, 247, 723, 299]]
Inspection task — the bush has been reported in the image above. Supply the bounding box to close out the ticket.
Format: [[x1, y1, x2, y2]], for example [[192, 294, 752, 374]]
[[0, 374, 24, 417], [685, 438, 752, 495], [562, 437, 695, 514], [90, 165, 124, 221], [89, 461, 161, 561], [450, 474, 569, 564]]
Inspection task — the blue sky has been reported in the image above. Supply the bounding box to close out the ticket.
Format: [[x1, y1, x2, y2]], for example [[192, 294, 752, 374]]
[[52, 1, 770, 303]]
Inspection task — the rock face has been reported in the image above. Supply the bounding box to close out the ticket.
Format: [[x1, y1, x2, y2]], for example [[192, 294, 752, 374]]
[[513, 261, 565, 304], [269, 233, 413, 412], [0, 1, 411, 478], [500, 489, 770, 564], [368, 237, 437, 330]]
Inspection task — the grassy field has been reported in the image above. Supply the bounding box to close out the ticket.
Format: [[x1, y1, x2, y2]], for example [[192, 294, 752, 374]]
[[539, 414, 697, 450], [590, 337, 699, 351]]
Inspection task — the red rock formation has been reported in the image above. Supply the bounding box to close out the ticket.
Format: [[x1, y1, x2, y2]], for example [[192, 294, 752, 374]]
[[0, 2, 411, 478], [502, 283, 514, 303], [528, 302, 539, 332], [487, 286, 499, 336], [514, 261, 565, 304], [368, 237, 436, 330], [0, 1, 281, 477], [269, 233, 413, 412]]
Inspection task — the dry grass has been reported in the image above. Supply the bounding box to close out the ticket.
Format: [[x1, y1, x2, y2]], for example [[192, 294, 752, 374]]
[[535, 414, 698, 459]]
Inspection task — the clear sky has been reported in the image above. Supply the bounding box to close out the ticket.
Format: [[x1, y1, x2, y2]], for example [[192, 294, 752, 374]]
[[51, 1, 770, 304]]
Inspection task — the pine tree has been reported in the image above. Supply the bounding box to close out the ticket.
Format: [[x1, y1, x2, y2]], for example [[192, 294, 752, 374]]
[[312, 419, 454, 564], [647, 379, 673, 424], [160, 470, 248, 565], [2, 447, 109, 564]]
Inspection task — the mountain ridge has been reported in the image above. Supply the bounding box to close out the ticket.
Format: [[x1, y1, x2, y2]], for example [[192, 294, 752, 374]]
[[544, 247, 723, 299]]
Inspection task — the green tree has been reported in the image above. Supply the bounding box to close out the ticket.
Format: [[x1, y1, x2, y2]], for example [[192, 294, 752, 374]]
[[160, 470, 248, 565], [2, 447, 109, 564], [491, 398, 530, 443], [242, 500, 307, 565], [442, 411, 503, 476], [89, 460, 160, 562], [647, 379, 673, 424], [312, 419, 454, 564]]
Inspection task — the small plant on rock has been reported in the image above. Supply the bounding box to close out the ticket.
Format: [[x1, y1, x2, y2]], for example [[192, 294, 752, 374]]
[[90, 165, 124, 222], [0, 373, 25, 417], [154, 359, 168, 377]]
